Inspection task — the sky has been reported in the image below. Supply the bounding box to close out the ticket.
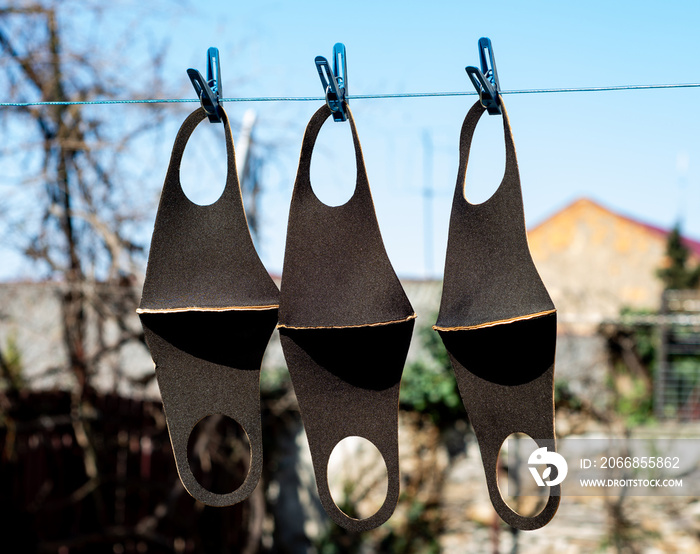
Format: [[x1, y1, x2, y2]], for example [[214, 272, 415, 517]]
[[3, 0, 700, 280]]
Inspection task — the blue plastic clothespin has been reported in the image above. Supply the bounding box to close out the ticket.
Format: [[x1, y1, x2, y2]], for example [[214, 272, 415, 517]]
[[315, 43, 348, 122], [466, 37, 501, 115], [187, 47, 223, 123]]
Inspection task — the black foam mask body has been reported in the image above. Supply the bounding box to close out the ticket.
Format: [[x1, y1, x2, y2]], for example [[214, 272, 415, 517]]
[[435, 100, 560, 530], [138, 107, 279, 507], [278, 104, 415, 532]]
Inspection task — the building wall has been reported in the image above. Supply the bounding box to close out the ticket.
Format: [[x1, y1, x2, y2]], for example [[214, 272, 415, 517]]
[[0, 282, 157, 397], [528, 198, 670, 333]]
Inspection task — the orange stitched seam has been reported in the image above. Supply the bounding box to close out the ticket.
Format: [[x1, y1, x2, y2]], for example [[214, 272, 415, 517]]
[[277, 313, 417, 330], [136, 304, 279, 314], [432, 309, 556, 331]]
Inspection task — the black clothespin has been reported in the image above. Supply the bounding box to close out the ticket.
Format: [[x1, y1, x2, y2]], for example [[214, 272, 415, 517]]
[[465, 37, 502, 115], [315, 43, 348, 122], [187, 47, 223, 123]]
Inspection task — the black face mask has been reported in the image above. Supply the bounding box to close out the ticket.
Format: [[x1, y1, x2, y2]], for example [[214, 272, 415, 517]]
[[138, 107, 279, 507], [278, 104, 416, 532], [434, 99, 560, 530]]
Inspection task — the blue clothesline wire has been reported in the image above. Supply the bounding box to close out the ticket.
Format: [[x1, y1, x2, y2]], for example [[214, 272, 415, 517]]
[[0, 82, 699, 107]]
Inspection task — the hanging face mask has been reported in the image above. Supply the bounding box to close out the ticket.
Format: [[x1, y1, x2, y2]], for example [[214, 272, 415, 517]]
[[278, 104, 416, 532], [434, 99, 560, 530], [138, 107, 279, 507]]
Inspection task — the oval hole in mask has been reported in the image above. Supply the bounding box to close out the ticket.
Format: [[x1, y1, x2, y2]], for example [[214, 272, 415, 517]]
[[327, 436, 388, 520], [187, 414, 250, 495], [180, 121, 228, 206], [463, 112, 506, 205], [310, 119, 356, 207], [497, 433, 550, 517]]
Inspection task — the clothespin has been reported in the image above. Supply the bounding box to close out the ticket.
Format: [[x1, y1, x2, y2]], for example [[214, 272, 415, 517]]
[[315, 43, 348, 122], [465, 37, 501, 115], [187, 47, 223, 123]]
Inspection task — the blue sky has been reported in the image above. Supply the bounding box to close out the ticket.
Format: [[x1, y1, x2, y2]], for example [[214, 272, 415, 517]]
[[3, 0, 700, 280], [168, 0, 700, 279]]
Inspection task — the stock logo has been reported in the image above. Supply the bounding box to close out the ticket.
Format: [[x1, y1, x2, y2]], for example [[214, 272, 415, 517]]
[[528, 447, 568, 487]]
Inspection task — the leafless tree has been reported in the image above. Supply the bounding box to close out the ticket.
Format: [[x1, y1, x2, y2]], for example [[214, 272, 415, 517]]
[[0, 4, 289, 551], [0, 0, 174, 392], [0, 1, 182, 547]]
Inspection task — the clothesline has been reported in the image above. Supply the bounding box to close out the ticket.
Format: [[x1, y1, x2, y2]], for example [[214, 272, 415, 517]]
[[1, 82, 699, 107]]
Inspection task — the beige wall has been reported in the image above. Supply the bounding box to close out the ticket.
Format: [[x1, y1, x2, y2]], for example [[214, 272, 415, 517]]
[[528, 198, 670, 333]]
